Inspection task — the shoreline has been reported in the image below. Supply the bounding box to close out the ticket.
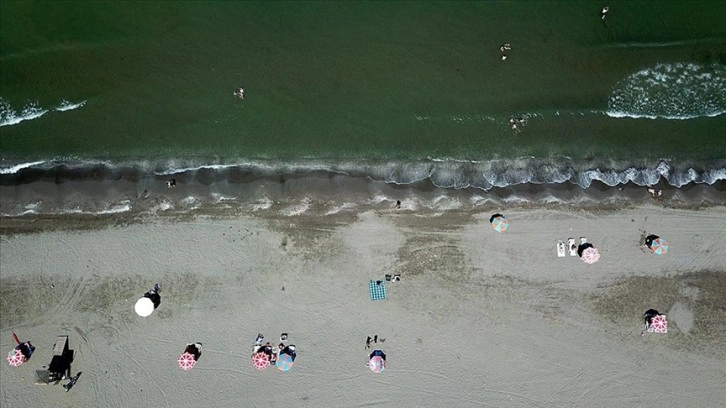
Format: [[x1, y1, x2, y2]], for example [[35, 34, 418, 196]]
[[1, 163, 724, 222], [2, 191, 725, 235]]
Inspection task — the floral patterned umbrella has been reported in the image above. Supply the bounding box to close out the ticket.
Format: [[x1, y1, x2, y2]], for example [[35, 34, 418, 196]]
[[650, 315, 668, 333], [581, 247, 600, 264], [369, 356, 385, 373], [252, 352, 270, 370], [177, 352, 196, 371], [6, 349, 25, 367]]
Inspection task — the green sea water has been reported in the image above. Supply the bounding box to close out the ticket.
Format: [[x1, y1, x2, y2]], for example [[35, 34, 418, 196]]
[[1, 0, 725, 162]]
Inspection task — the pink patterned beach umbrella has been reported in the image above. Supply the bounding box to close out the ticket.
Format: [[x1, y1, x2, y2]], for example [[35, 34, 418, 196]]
[[581, 247, 600, 264], [252, 352, 270, 370], [7, 349, 25, 367], [650, 315, 668, 333], [369, 356, 385, 373], [177, 352, 196, 371]]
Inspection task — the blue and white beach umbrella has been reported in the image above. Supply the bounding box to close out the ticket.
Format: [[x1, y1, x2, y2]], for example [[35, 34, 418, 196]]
[[651, 238, 669, 255], [490, 214, 509, 233], [276, 352, 294, 372]]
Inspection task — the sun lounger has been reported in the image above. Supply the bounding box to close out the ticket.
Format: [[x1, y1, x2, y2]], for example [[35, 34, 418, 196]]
[[568, 238, 577, 256], [557, 240, 566, 257]]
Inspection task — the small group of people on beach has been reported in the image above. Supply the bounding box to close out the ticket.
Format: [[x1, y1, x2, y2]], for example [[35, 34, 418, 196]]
[[365, 334, 384, 349], [647, 187, 663, 200], [253, 333, 295, 364]]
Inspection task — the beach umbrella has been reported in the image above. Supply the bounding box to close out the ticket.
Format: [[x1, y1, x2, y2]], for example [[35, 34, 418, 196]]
[[650, 238, 668, 255], [6, 349, 25, 367], [490, 214, 509, 233], [650, 314, 668, 333], [369, 355, 385, 373], [177, 352, 196, 371], [276, 352, 294, 372], [581, 247, 600, 264], [252, 352, 270, 370], [135, 297, 155, 317]]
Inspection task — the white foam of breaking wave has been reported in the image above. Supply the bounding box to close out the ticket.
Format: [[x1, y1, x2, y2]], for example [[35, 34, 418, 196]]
[[469, 195, 498, 207], [211, 193, 236, 203], [430, 195, 462, 211], [180, 196, 201, 210], [502, 196, 530, 204], [97, 203, 132, 214], [370, 194, 392, 205], [0, 161, 45, 174], [607, 62, 726, 119], [56, 99, 86, 112], [3, 202, 131, 217], [24, 201, 42, 211], [282, 198, 310, 216], [325, 202, 357, 215], [155, 163, 235, 176], [3, 158, 723, 193], [0, 98, 48, 127], [150, 201, 173, 213], [250, 198, 274, 211]]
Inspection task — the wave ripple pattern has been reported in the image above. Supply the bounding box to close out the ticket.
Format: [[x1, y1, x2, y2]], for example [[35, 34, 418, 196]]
[[607, 63, 726, 120]]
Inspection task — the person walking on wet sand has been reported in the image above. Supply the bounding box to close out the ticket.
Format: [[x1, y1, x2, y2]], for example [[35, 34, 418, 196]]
[[366, 336, 372, 349]]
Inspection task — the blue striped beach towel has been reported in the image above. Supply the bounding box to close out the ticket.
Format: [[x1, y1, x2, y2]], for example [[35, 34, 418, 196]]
[[369, 280, 387, 301]]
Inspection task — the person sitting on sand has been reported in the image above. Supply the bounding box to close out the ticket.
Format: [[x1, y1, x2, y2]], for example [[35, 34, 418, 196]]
[[647, 187, 662, 200]]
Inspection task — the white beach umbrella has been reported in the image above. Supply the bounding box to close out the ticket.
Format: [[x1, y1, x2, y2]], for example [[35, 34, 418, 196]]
[[134, 297, 155, 317]]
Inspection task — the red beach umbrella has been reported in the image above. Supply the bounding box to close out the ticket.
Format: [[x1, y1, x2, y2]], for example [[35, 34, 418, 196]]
[[252, 352, 270, 370], [7, 349, 25, 367], [177, 352, 196, 371]]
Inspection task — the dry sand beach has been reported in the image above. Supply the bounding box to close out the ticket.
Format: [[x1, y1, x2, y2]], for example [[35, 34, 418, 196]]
[[1, 205, 726, 407]]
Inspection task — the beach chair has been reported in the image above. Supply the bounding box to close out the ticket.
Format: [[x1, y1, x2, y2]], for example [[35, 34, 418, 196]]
[[557, 240, 566, 257], [567, 238, 577, 256], [36, 335, 73, 384], [579, 237, 587, 246], [369, 280, 387, 301]]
